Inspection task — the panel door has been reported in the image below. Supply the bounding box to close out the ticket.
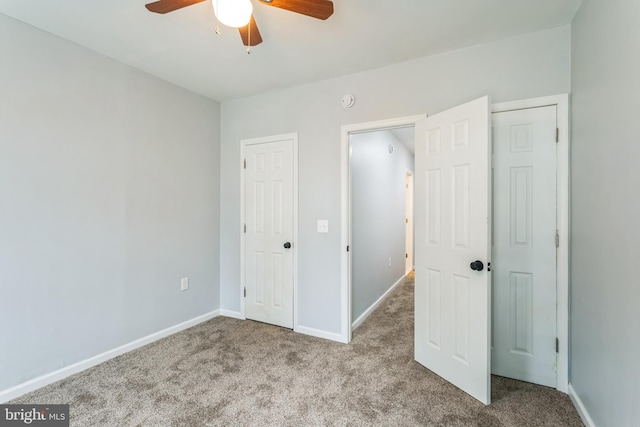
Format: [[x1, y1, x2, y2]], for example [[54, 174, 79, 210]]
[[491, 106, 557, 387], [414, 96, 492, 404], [244, 138, 294, 329]]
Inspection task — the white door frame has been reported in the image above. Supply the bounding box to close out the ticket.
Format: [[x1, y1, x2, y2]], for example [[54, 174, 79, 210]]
[[340, 115, 426, 343], [240, 133, 299, 331], [339, 94, 569, 393], [492, 94, 570, 393]]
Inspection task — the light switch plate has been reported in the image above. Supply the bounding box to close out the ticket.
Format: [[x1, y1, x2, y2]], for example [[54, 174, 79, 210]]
[[317, 220, 329, 233]]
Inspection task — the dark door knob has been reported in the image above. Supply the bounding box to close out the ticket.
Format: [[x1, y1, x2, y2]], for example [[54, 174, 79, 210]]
[[470, 260, 484, 271], [283, 242, 292, 249]]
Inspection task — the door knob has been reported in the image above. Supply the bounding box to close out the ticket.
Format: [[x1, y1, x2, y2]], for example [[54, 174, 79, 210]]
[[470, 260, 484, 271], [283, 242, 292, 249]]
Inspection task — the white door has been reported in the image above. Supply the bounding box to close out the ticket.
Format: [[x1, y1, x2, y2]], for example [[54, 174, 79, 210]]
[[491, 106, 557, 387], [406, 172, 414, 274], [414, 96, 491, 405], [244, 137, 295, 329]]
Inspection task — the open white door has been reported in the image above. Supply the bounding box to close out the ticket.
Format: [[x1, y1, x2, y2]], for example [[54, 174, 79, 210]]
[[414, 96, 491, 404]]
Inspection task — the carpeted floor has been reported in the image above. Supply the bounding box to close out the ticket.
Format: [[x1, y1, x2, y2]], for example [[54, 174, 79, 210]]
[[12, 275, 583, 426]]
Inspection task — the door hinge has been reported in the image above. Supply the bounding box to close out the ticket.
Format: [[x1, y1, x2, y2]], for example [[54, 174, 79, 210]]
[[346, 245, 350, 252], [556, 128, 559, 143], [555, 229, 559, 248], [244, 159, 247, 169], [556, 337, 559, 353], [244, 287, 246, 298], [406, 218, 408, 223], [244, 223, 247, 233], [405, 253, 408, 259]]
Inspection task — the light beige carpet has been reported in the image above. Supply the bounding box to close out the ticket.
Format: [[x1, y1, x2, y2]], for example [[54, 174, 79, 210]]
[[12, 275, 583, 426]]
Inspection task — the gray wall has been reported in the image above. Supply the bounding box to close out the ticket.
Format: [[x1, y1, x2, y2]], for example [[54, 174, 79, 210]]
[[350, 131, 413, 321], [0, 15, 221, 391], [220, 26, 572, 335], [570, 1, 640, 425]]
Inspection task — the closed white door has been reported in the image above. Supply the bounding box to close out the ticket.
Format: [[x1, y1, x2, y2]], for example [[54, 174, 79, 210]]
[[244, 138, 294, 329], [414, 96, 492, 405], [406, 172, 414, 274], [491, 106, 557, 387]]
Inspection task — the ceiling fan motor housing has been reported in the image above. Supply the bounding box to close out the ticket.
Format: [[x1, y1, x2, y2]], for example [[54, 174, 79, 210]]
[[145, 0, 334, 47]]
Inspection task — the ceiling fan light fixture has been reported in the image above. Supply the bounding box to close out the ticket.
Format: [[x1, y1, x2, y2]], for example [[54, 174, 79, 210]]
[[212, 0, 253, 28]]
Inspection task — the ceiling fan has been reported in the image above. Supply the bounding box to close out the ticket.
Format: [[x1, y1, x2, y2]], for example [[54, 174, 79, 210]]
[[144, 0, 334, 48]]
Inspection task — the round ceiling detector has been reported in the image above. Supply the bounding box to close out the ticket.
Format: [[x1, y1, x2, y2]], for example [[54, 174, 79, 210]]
[[342, 94, 355, 109]]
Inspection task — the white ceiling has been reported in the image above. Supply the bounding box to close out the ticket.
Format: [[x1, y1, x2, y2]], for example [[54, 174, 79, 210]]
[[0, 0, 581, 101]]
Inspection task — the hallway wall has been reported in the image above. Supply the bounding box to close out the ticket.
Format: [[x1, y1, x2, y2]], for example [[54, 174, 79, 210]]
[[350, 130, 413, 322]]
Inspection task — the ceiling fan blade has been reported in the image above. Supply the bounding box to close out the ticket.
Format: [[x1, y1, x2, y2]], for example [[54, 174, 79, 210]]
[[145, 0, 207, 14], [259, 0, 334, 20], [239, 15, 263, 47]]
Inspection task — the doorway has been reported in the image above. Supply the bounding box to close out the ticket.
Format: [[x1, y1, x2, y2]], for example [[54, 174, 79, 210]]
[[340, 94, 569, 399], [340, 115, 425, 341], [491, 105, 558, 387], [348, 127, 416, 330], [491, 95, 570, 391], [240, 133, 298, 329]]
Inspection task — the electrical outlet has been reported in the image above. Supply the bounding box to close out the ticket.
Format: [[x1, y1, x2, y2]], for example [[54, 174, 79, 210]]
[[388, 257, 391, 267], [181, 277, 189, 291], [317, 220, 329, 233]]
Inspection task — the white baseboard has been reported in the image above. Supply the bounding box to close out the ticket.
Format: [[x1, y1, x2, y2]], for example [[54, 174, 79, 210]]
[[568, 383, 597, 427], [0, 310, 220, 403], [351, 273, 407, 331], [219, 309, 244, 320], [295, 325, 346, 344]]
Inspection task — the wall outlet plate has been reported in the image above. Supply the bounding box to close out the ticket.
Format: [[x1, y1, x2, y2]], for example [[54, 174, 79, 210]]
[[317, 220, 329, 233], [181, 277, 189, 291]]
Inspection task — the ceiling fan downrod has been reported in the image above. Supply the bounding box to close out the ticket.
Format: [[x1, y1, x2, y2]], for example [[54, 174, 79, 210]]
[[247, 24, 251, 54]]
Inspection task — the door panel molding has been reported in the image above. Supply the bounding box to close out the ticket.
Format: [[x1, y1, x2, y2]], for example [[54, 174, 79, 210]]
[[240, 133, 298, 330], [414, 96, 491, 405], [492, 94, 570, 393], [492, 105, 558, 387]]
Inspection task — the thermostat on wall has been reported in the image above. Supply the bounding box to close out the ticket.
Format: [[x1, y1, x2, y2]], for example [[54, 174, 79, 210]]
[[342, 93, 355, 109]]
